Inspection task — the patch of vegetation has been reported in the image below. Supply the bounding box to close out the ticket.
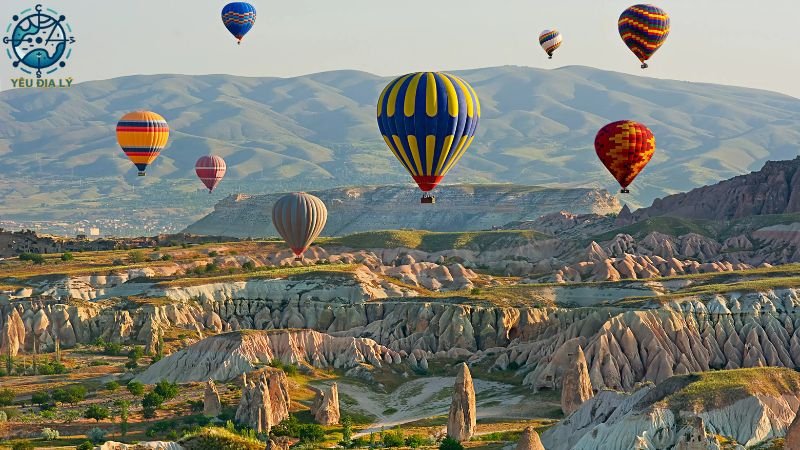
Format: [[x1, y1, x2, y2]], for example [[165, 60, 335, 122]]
[[326, 229, 548, 252], [591, 216, 718, 242], [181, 427, 264, 450]]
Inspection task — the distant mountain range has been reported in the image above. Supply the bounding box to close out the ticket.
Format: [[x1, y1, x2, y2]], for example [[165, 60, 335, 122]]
[[1, 65, 799, 231]]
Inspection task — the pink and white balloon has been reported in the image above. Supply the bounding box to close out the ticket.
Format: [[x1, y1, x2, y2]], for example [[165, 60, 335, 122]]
[[195, 155, 227, 193]]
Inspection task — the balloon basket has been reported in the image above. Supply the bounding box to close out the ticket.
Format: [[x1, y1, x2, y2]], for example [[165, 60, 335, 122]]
[[640, 63, 648, 69], [294, 256, 304, 262], [620, 188, 630, 194], [421, 196, 435, 204], [137, 172, 146, 177]]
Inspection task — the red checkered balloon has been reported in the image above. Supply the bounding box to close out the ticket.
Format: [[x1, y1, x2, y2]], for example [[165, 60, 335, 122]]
[[594, 121, 655, 193]]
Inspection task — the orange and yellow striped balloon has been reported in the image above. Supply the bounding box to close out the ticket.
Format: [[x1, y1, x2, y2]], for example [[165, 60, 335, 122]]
[[116, 111, 169, 176]]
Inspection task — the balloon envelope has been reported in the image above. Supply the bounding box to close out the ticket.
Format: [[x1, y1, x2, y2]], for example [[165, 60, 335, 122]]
[[272, 192, 328, 258], [618, 4, 670, 68], [377, 72, 480, 193], [222, 2, 256, 43], [595, 120, 655, 192], [538, 29, 562, 58], [116, 111, 169, 176], [195, 155, 227, 192]]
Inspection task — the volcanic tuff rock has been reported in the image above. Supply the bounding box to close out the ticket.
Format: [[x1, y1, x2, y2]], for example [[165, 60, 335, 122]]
[[543, 369, 800, 449], [787, 408, 800, 450], [628, 158, 800, 222], [97, 442, 183, 450], [203, 380, 222, 417], [135, 329, 401, 383], [447, 363, 477, 442], [310, 383, 340, 425], [235, 371, 273, 433], [515, 426, 545, 450], [561, 346, 594, 415], [184, 185, 620, 238]]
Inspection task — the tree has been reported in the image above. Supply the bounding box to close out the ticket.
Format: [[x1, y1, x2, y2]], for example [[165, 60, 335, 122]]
[[0, 388, 14, 406], [439, 436, 464, 450], [31, 391, 50, 406], [298, 424, 325, 443], [340, 415, 353, 446], [142, 392, 164, 410], [128, 250, 146, 263], [41, 428, 60, 440], [76, 442, 94, 450], [115, 400, 130, 437], [382, 429, 404, 448], [87, 427, 106, 444], [127, 381, 145, 396], [128, 346, 145, 360], [61, 251, 74, 261], [153, 380, 178, 400], [52, 385, 86, 405], [405, 434, 429, 448], [105, 381, 120, 392], [84, 404, 110, 422], [11, 441, 34, 450]]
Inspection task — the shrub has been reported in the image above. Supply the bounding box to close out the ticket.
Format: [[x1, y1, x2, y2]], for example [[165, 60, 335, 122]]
[[11, 442, 34, 450], [125, 360, 139, 370], [112, 258, 124, 266], [154, 380, 178, 400], [242, 261, 256, 271], [142, 392, 165, 410], [298, 424, 325, 443], [105, 381, 120, 392], [208, 251, 218, 257], [84, 404, 110, 422], [439, 436, 464, 450], [0, 388, 14, 406], [405, 434, 430, 448], [128, 346, 145, 360], [20, 253, 45, 264], [161, 254, 173, 261], [31, 391, 50, 406], [142, 406, 157, 419], [61, 251, 74, 261], [41, 427, 60, 440], [129, 250, 146, 263], [0, 410, 7, 422], [271, 415, 301, 437], [103, 342, 122, 356], [52, 385, 86, 404], [40, 409, 56, 420], [127, 381, 145, 396], [382, 429, 404, 447], [76, 442, 94, 450], [87, 427, 106, 444]]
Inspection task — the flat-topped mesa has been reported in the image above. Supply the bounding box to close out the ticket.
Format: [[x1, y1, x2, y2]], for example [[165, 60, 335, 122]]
[[447, 363, 477, 442], [184, 184, 620, 238]]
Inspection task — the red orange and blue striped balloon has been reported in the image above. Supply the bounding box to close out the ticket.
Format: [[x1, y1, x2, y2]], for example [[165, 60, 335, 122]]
[[618, 4, 670, 69], [538, 29, 562, 59], [116, 111, 169, 176], [377, 72, 480, 194], [222, 2, 256, 44]]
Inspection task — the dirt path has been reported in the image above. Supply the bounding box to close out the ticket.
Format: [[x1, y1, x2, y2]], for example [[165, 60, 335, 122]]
[[328, 376, 527, 436]]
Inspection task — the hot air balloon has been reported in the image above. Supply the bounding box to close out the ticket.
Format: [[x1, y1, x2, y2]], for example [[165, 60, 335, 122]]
[[195, 155, 227, 193], [221, 2, 256, 44], [272, 192, 328, 261], [538, 29, 562, 59], [594, 120, 655, 193], [618, 4, 670, 69], [116, 111, 169, 177], [377, 72, 480, 203]]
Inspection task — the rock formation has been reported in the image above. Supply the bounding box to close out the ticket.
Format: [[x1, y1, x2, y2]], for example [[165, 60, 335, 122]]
[[98, 442, 183, 450], [447, 363, 476, 442], [560, 346, 593, 416], [185, 184, 620, 238], [516, 426, 545, 450], [235, 372, 273, 433], [265, 437, 292, 450], [136, 329, 401, 383], [310, 383, 340, 425], [786, 408, 800, 450], [203, 380, 222, 417]]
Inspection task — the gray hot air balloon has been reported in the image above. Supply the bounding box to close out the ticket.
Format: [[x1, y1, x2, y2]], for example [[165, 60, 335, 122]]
[[271, 192, 328, 261]]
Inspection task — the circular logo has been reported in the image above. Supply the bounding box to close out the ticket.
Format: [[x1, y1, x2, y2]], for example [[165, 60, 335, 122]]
[[3, 4, 75, 78]]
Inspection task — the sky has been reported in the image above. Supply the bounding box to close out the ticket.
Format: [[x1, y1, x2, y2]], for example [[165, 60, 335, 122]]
[[1, 0, 799, 98]]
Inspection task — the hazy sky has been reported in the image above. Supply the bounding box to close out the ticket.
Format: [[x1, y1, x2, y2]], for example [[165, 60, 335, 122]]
[[1, 0, 799, 98]]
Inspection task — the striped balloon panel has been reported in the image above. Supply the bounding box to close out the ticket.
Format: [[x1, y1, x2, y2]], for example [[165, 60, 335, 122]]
[[538, 30, 563, 55], [195, 155, 227, 192], [594, 120, 655, 189], [618, 4, 670, 62], [376, 72, 480, 192], [272, 192, 328, 257], [222, 2, 256, 40], [116, 111, 169, 172]]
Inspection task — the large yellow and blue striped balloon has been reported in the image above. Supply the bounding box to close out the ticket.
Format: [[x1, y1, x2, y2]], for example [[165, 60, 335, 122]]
[[377, 72, 480, 192], [116, 111, 169, 176]]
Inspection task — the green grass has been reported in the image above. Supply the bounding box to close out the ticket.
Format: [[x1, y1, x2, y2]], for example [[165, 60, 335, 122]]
[[153, 263, 359, 287], [661, 368, 800, 414], [325, 229, 549, 252], [591, 216, 718, 242]]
